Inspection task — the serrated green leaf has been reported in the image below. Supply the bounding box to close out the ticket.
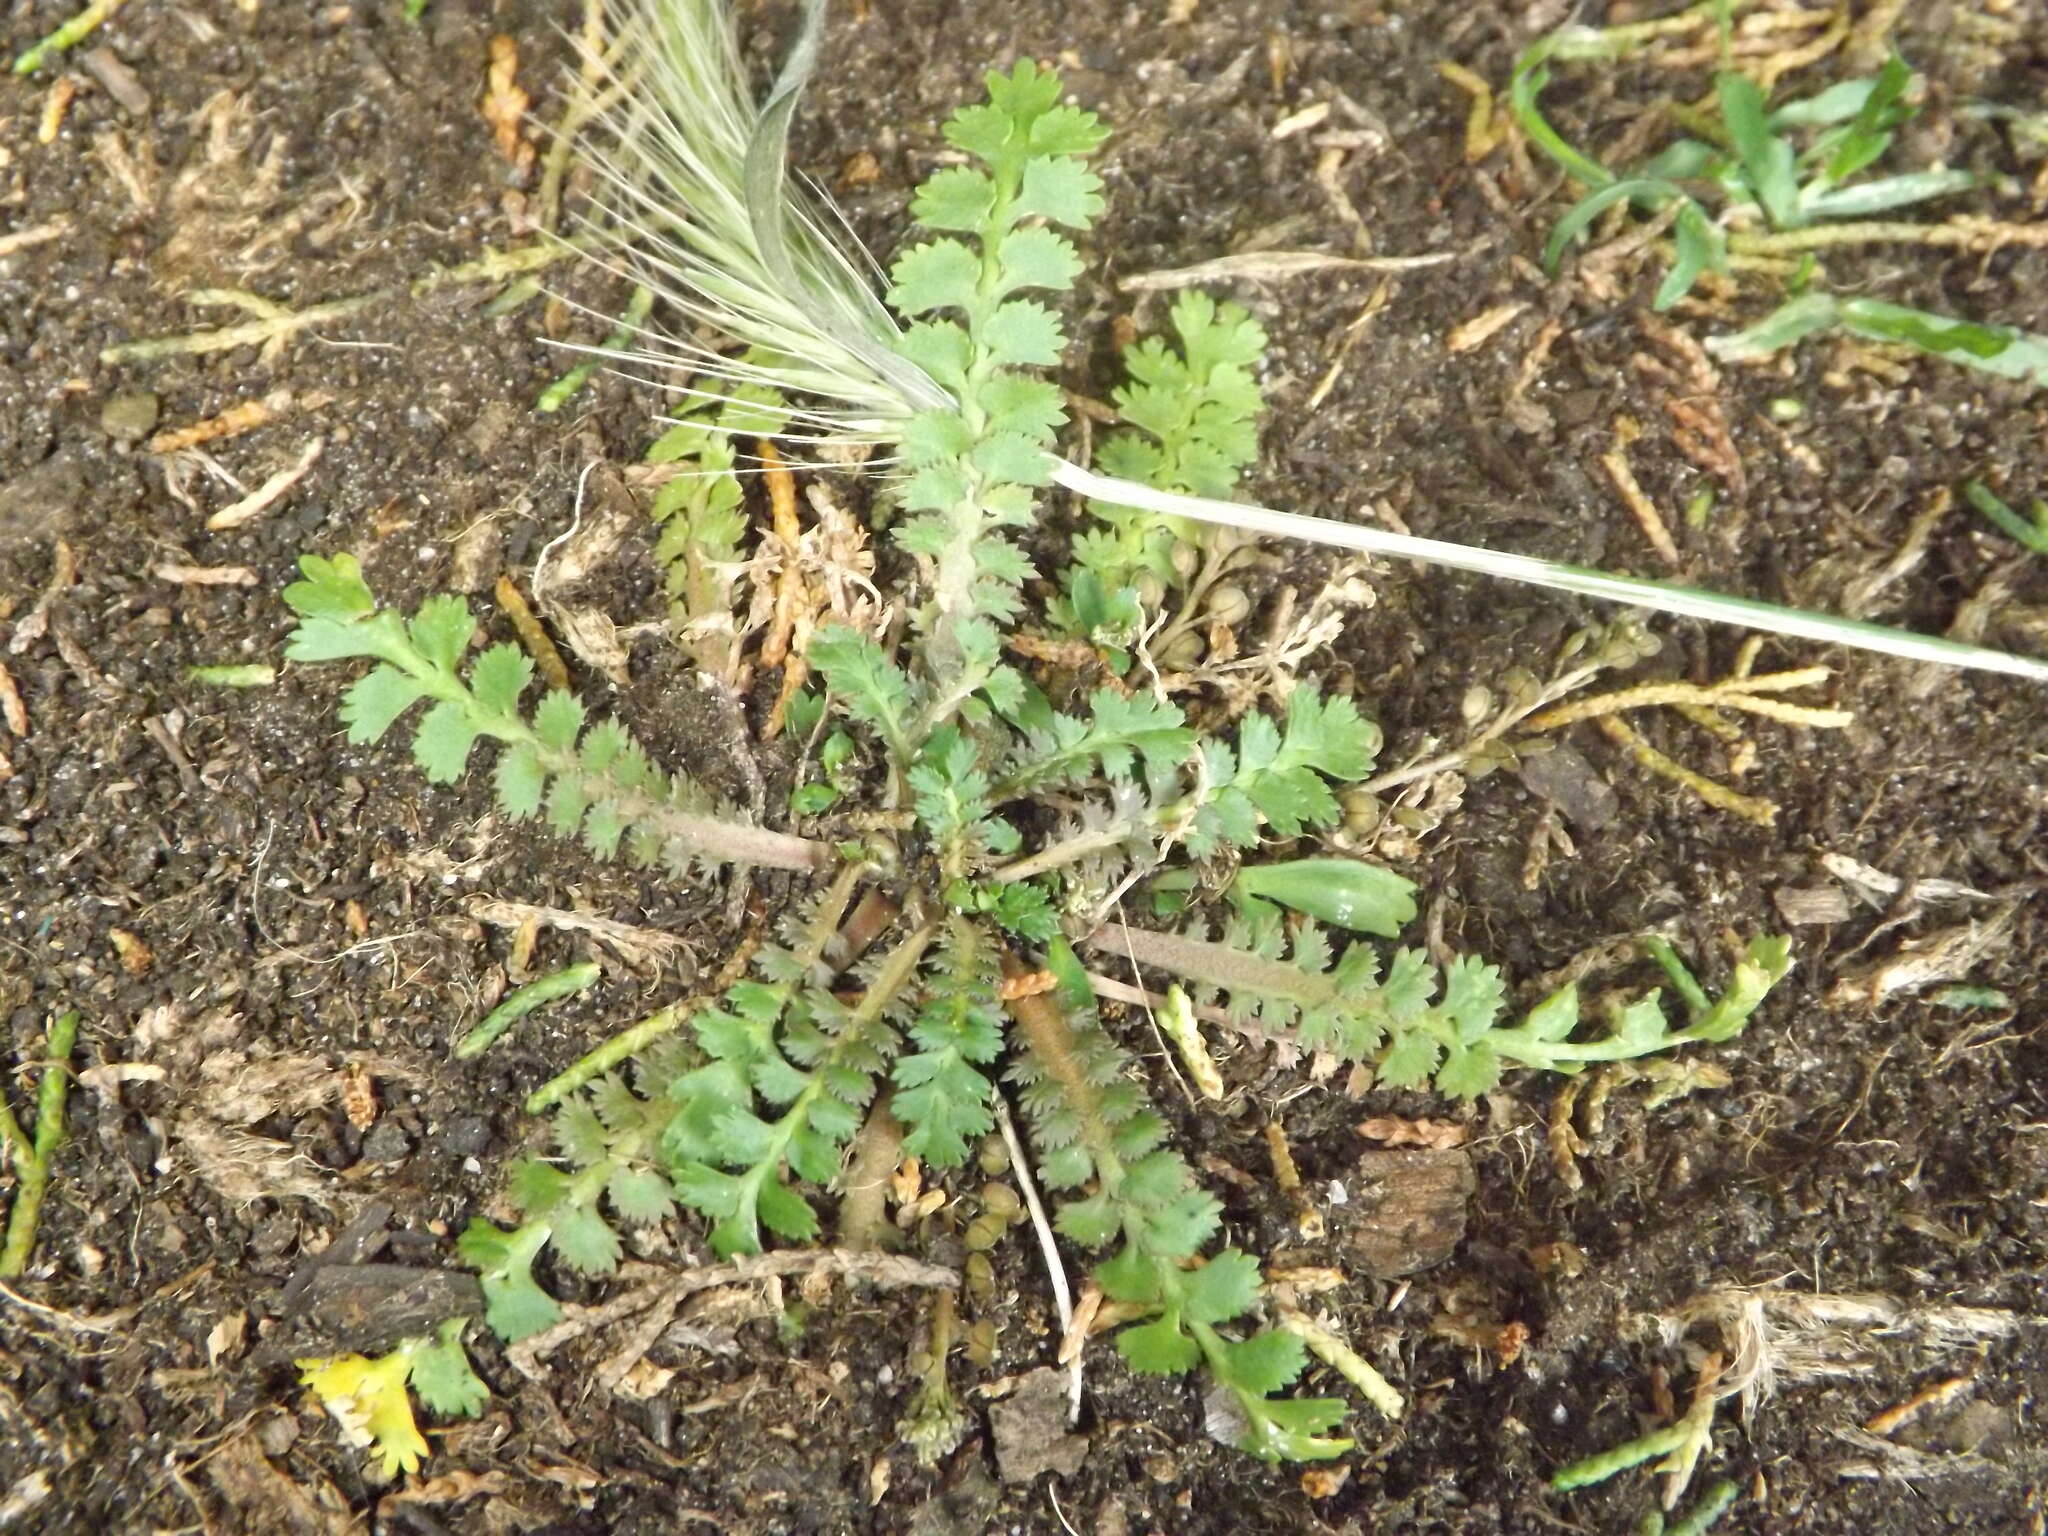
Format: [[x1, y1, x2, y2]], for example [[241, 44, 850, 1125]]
[[283, 553, 377, 621], [1054, 1190, 1122, 1248], [889, 239, 981, 316], [810, 624, 915, 753], [1017, 155, 1104, 227], [1240, 1396, 1352, 1462], [1441, 956, 1507, 1042], [1117, 1317, 1200, 1375], [340, 665, 428, 745], [549, 1204, 623, 1276], [977, 373, 1067, 440], [408, 1320, 488, 1418], [413, 699, 481, 783], [456, 1219, 560, 1342], [981, 300, 1065, 366], [994, 227, 1081, 294], [554, 1099, 608, 1166], [1376, 1028, 1441, 1090], [606, 1166, 676, 1225], [902, 409, 975, 465], [1181, 1250, 1262, 1326], [494, 742, 546, 820], [1028, 104, 1108, 158], [912, 165, 997, 231], [896, 320, 972, 392], [408, 595, 475, 674], [756, 1178, 820, 1243], [469, 643, 533, 717], [1221, 1329, 1309, 1396], [1435, 1039, 1502, 1099], [532, 689, 584, 751]]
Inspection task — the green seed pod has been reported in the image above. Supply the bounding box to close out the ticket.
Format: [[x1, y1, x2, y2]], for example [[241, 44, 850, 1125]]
[[1205, 583, 1251, 627], [979, 1183, 1022, 1222], [965, 1253, 995, 1302], [1341, 787, 1383, 836], [966, 1318, 997, 1366], [977, 1137, 1009, 1176], [963, 1215, 1005, 1252]]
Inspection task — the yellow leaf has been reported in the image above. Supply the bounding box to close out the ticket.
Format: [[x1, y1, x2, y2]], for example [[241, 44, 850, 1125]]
[[297, 1349, 429, 1479]]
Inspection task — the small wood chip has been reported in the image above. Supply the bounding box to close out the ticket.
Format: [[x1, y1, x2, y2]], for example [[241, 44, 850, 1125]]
[[1600, 416, 1680, 567], [1864, 1372, 1975, 1437], [38, 78, 76, 144], [1271, 102, 1330, 139], [206, 437, 324, 530], [108, 928, 153, 976], [1774, 885, 1852, 926], [1358, 1116, 1469, 1150], [1446, 300, 1528, 354], [1122, 247, 1461, 292], [0, 660, 26, 735], [341, 1061, 377, 1130], [0, 221, 67, 259], [1347, 1149, 1474, 1276], [80, 46, 150, 115], [155, 563, 258, 587], [481, 35, 536, 176], [998, 969, 1056, 1002], [149, 394, 287, 454]]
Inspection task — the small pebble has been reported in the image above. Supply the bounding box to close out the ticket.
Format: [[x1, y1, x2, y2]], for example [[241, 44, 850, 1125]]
[[360, 1121, 413, 1163]]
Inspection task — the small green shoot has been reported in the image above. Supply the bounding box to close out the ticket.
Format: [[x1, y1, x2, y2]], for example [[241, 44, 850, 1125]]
[[1709, 294, 2048, 387], [537, 285, 655, 413], [455, 962, 603, 1059], [1640, 1480, 1741, 1536], [0, 1011, 79, 1277], [187, 664, 278, 688], [12, 0, 125, 74], [1964, 480, 2048, 557]]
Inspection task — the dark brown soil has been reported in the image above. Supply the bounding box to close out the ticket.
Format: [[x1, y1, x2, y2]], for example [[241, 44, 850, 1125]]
[[4, 1, 2047, 1533]]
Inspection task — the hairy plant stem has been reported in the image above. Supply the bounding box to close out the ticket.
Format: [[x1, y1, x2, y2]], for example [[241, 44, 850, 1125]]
[[526, 1000, 691, 1115], [1, 1012, 81, 1277], [378, 638, 835, 872]]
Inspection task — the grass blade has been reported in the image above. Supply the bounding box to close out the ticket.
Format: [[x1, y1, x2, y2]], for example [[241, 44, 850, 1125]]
[[1049, 459, 2048, 682]]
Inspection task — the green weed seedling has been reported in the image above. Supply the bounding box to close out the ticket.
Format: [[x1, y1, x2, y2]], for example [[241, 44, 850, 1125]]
[[1965, 479, 2048, 558], [1, 1011, 79, 1278], [280, 57, 1804, 1465], [1511, 3, 2048, 384]]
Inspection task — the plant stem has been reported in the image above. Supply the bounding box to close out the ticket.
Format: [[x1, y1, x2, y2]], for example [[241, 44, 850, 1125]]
[[538, 285, 657, 413], [13, 0, 127, 73], [526, 1000, 693, 1114], [457, 962, 602, 1059], [1, 1012, 79, 1278]]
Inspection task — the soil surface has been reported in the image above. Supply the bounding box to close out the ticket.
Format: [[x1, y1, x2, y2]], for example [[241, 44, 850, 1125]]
[[4, 1, 2048, 1533]]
